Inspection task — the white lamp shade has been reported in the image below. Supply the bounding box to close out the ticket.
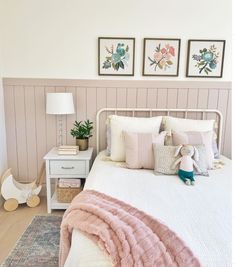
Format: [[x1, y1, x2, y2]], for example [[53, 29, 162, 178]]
[[46, 93, 75, 114]]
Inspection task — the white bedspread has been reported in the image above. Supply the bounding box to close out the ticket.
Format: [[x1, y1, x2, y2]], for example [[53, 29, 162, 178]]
[[64, 152, 232, 267]]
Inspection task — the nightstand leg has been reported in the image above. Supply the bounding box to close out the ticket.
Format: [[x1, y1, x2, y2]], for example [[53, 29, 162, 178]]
[[46, 161, 51, 213]]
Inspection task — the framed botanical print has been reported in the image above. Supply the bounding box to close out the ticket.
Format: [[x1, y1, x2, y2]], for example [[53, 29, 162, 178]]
[[186, 40, 225, 78], [98, 37, 135, 76], [143, 38, 181, 76]]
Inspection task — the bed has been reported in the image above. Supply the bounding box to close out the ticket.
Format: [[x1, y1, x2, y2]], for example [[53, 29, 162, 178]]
[[63, 108, 231, 267]]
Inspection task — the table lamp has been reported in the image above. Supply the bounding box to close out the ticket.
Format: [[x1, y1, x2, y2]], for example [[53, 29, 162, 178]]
[[46, 93, 75, 146]]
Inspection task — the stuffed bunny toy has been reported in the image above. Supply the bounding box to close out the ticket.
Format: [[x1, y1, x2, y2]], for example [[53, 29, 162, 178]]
[[173, 145, 201, 186]]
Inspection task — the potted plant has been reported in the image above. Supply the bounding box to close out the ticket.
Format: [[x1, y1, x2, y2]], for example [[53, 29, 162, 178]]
[[70, 120, 93, 151]]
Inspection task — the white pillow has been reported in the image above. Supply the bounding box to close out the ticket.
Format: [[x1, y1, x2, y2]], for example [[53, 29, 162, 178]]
[[163, 116, 215, 132], [110, 115, 162, 161]]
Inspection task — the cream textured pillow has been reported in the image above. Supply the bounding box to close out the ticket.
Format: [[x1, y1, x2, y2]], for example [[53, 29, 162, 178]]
[[124, 131, 166, 169], [153, 145, 180, 175], [172, 131, 214, 168], [110, 115, 162, 161]]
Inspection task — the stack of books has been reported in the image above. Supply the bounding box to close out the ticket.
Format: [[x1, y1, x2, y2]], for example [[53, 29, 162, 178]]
[[57, 145, 79, 155]]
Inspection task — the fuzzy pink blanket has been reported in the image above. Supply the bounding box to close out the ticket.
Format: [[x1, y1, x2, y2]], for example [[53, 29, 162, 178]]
[[60, 190, 200, 267]]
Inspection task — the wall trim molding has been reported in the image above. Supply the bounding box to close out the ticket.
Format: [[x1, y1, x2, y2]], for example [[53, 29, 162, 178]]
[[3, 78, 232, 89]]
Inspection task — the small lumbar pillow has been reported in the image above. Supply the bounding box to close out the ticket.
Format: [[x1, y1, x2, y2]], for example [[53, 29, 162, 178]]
[[110, 115, 162, 162], [172, 145, 201, 186], [153, 144, 209, 177], [172, 130, 214, 168], [123, 131, 166, 169]]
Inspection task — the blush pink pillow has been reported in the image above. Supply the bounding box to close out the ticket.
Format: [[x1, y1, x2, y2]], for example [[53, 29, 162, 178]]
[[123, 131, 166, 169]]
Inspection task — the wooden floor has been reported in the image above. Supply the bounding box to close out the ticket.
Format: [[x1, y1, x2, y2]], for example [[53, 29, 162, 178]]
[[0, 197, 64, 264]]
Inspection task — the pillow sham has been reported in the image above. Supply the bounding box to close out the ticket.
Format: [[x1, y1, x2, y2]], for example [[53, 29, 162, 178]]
[[110, 115, 162, 161], [163, 116, 219, 158], [172, 131, 214, 168], [163, 116, 215, 132], [123, 131, 166, 169], [106, 124, 111, 156], [153, 144, 210, 176]]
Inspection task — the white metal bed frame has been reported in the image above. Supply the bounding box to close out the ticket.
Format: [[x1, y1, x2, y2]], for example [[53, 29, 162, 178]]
[[96, 108, 223, 154]]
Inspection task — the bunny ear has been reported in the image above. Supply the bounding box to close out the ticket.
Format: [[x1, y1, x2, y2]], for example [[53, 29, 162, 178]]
[[174, 145, 183, 157], [193, 146, 199, 161]]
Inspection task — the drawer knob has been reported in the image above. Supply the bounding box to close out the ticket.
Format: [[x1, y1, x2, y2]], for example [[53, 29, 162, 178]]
[[61, 166, 75, 169]]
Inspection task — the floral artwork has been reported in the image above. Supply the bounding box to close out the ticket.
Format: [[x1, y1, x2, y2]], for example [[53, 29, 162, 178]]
[[148, 44, 175, 71], [102, 43, 130, 71], [143, 38, 180, 76], [186, 40, 225, 78], [98, 37, 135, 76]]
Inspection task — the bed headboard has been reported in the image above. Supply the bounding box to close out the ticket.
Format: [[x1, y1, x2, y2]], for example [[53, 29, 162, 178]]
[[96, 108, 223, 154]]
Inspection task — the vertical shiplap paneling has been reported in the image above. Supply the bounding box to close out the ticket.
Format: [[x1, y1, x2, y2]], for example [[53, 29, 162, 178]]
[[76, 87, 87, 122], [136, 88, 147, 117], [177, 88, 188, 118], [3, 80, 231, 181], [167, 88, 178, 117], [35, 86, 47, 179], [126, 88, 137, 109], [156, 88, 167, 116], [24, 86, 38, 180], [147, 88, 157, 108], [4, 86, 18, 177], [96, 87, 107, 151], [86, 87, 97, 153], [197, 89, 209, 119], [217, 89, 229, 154], [187, 88, 198, 119], [66, 87, 77, 145], [106, 87, 117, 108], [45, 87, 57, 150], [223, 90, 231, 158], [116, 87, 127, 116], [14, 86, 28, 180], [207, 89, 219, 120]]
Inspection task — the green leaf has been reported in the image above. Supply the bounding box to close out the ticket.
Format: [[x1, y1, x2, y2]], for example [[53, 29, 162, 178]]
[[206, 67, 212, 72], [158, 63, 163, 69], [115, 62, 119, 71], [126, 45, 129, 52], [148, 57, 155, 63], [166, 60, 173, 65], [119, 61, 124, 69], [198, 61, 205, 66]]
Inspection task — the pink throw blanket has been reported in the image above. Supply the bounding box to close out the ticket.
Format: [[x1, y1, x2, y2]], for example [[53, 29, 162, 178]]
[[60, 190, 200, 267]]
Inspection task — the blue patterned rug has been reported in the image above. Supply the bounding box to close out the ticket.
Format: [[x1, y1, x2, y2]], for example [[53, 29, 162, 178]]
[[1, 215, 62, 267]]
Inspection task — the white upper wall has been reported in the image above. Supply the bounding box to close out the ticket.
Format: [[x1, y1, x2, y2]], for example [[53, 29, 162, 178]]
[[0, 0, 232, 80]]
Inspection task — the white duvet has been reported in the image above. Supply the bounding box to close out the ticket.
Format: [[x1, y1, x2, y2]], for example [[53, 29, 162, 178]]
[[64, 152, 232, 267]]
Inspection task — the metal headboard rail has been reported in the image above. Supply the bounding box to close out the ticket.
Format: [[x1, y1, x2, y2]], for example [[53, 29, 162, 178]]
[[96, 108, 223, 154]]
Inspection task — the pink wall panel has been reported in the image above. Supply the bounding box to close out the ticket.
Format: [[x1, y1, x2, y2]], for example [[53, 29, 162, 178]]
[[3, 78, 232, 181]]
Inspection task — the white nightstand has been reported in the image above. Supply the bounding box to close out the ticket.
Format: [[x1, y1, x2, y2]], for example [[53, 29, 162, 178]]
[[44, 147, 93, 213]]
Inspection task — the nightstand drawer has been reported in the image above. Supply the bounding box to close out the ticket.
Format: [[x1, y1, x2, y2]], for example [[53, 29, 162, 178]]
[[50, 160, 86, 175]]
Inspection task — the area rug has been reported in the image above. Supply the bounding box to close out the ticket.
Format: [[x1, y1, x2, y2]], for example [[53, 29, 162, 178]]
[[1, 215, 62, 267]]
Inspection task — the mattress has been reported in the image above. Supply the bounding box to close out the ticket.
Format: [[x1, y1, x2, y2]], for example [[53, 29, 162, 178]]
[[64, 151, 232, 267]]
